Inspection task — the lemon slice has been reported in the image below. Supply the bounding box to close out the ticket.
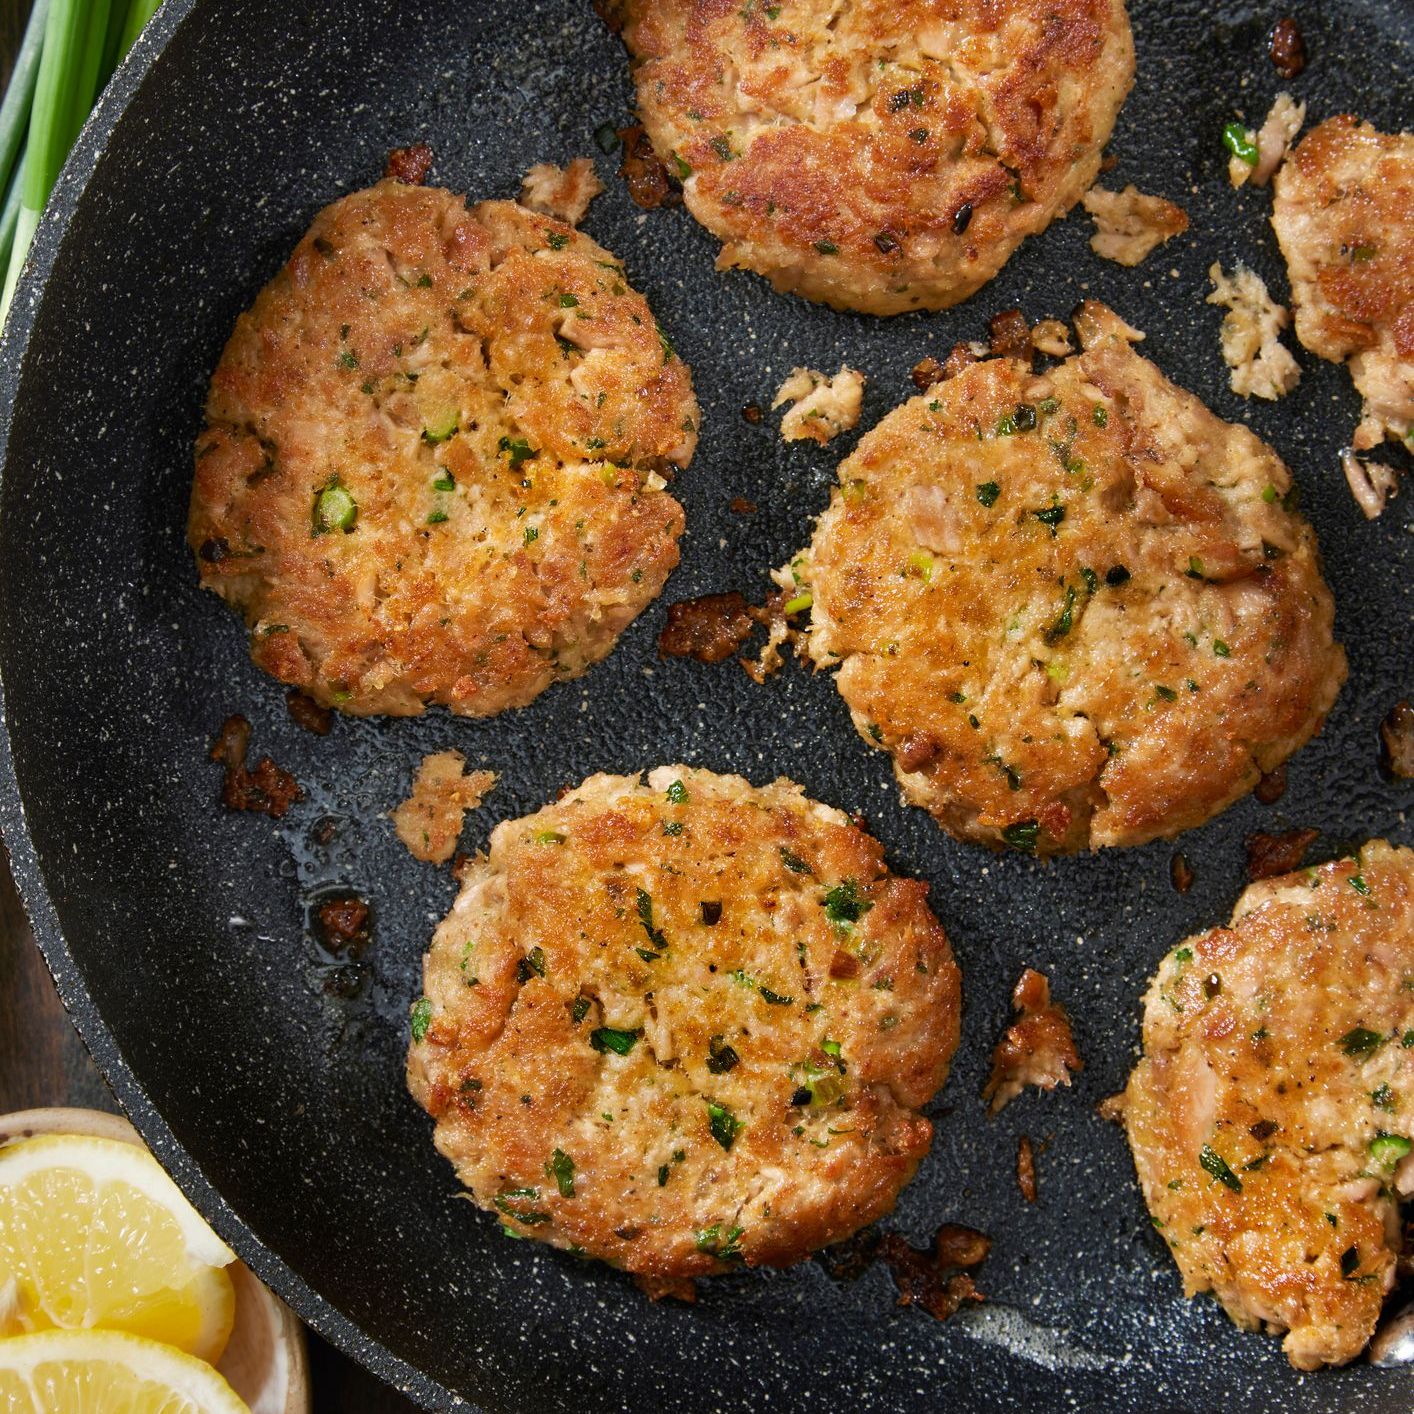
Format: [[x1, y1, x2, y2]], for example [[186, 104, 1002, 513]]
[[0, 1328, 251, 1413], [0, 1135, 237, 1362]]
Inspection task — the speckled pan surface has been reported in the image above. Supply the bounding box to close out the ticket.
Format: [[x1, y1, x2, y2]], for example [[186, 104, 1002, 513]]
[[0, 1, 1409, 1411]]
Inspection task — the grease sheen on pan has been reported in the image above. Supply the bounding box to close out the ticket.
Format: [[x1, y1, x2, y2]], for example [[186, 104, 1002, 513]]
[[189, 180, 698, 717], [796, 303, 1346, 854], [406, 767, 961, 1277], [1116, 842, 1414, 1369], [604, 0, 1134, 314]]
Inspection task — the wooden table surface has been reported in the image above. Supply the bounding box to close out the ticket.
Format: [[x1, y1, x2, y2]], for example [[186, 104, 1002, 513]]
[[0, 5, 420, 1410]]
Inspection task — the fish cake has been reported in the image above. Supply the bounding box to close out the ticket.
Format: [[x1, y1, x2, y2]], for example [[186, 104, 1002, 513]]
[[796, 303, 1346, 853], [190, 179, 698, 716], [605, 0, 1133, 314], [407, 766, 961, 1276], [1115, 842, 1414, 1368], [1271, 115, 1414, 454]]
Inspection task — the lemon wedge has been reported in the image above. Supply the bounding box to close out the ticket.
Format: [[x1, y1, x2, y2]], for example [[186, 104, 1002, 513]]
[[0, 1134, 236, 1362], [0, 1328, 251, 1413]]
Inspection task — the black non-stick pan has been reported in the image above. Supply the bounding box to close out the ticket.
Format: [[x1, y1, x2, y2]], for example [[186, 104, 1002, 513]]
[[0, 1, 1410, 1409]]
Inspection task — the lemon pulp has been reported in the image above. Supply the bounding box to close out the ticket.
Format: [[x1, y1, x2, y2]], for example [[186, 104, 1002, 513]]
[[0, 1135, 236, 1362]]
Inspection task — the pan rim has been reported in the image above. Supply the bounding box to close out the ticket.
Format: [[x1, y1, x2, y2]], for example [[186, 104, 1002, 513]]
[[0, 2, 466, 1408], [0, 3, 1408, 1410]]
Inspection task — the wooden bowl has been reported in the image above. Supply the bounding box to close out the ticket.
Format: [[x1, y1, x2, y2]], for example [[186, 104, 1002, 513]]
[[0, 1106, 311, 1414]]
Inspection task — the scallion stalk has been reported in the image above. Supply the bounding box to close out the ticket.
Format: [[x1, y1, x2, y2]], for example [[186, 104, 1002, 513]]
[[0, 146, 27, 274], [117, 0, 161, 61], [60, 3, 112, 178], [0, 0, 111, 323], [0, 0, 50, 201]]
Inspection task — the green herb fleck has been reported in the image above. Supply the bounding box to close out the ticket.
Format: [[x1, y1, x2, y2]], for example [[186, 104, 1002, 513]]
[[695, 1223, 745, 1260], [1002, 820, 1040, 853], [494, 1190, 550, 1225], [1222, 121, 1258, 165], [823, 879, 872, 926], [706, 1100, 743, 1151], [590, 1026, 640, 1056], [1044, 585, 1077, 644], [1370, 1133, 1412, 1168], [1340, 1027, 1384, 1060], [636, 887, 668, 953], [410, 997, 432, 1042], [312, 479, 358, 535], [706, 1035, 740, 1074], [1199, 1143, 1242, 1192], [546, 1148, 575, 1197], [976, 481, 1001, 507], [498, 436, 537, 468], [516, 947, 547, 984]]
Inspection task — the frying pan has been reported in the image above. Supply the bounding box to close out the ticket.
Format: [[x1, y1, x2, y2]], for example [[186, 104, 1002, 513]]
[[0, 1, 1410, 1410]]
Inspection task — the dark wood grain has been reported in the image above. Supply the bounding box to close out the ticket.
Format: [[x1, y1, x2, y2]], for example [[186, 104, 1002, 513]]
[[0, 849, 113, 1113]]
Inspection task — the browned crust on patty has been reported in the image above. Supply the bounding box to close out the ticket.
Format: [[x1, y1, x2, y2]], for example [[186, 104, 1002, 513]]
[[982, 968, 1082, 1113], [606, 0, 1134, 314], [1271, 116, 1414, 452], [407, 766, 961, 1276], [189, 180, 698, 716], [1117, 842, 1414, 1369], [798, 303, 1346, 853]]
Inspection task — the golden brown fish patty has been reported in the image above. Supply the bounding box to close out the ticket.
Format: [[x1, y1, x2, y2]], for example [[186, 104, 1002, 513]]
[[406, 767, 961, 1277], [797, 303, 1346, 853], [605, 0, 1134, 314], [1116, 841, 1414, 1369], [189, 180, 698, 716], [1271, 115, 1414, 452]]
